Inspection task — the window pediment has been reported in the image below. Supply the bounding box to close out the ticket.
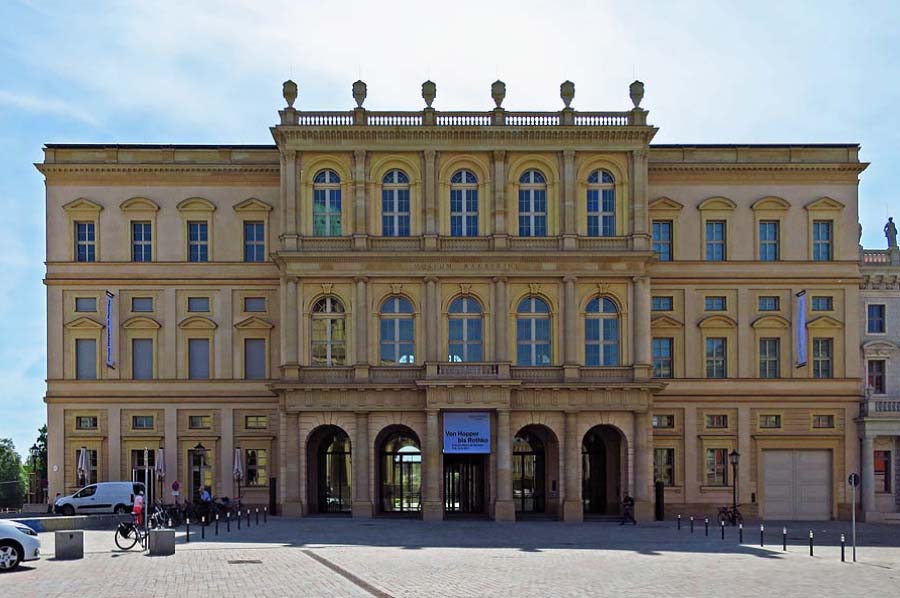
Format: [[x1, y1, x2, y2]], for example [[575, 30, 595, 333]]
[[119, 197, 160, 212], [698, 314, 737, 329], [122, 316, 161, 330], [863, 340, 898, 357], [65, 316, 104, 330], [234, 316, 274, 330], [178, 316, 217, 330], [751, 315, 790, 329], [233, 198, 273, 213], [751, 196, 790, 211], [651, 314, 683, 328], [697, 196, 736, 211], [807, 315, 843, 329], [63, 198, 103, 213], [649, 197, 684, 212], [177, 197, 216, 213], [804, 197, 845, 211]]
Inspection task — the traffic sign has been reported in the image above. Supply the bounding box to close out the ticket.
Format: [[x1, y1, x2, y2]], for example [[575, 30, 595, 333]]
[[848, 473, 860, 487]]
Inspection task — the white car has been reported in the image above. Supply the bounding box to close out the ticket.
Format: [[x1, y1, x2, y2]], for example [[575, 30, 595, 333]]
[[0, 520, 41, 571], [54, 481, 145, 516]]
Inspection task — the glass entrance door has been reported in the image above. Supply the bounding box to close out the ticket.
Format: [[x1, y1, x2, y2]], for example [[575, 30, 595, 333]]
[[318, 430, 352, 513], [512, 433, 545, 513], [443, 454, 485, 514], [381, 433, 422, 513]]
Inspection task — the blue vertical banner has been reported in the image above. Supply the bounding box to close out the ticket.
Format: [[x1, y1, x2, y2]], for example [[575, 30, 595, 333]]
[[443, 412, 491, 454], [105, 291, 116, 368], [795, 291, 807, 367]]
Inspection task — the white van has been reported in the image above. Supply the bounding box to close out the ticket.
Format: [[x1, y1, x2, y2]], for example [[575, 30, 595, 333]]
[[54, 482, 145, 516]]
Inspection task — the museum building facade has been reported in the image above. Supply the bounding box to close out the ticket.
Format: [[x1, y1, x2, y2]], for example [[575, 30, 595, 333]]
[[40, 80, 866, 521]]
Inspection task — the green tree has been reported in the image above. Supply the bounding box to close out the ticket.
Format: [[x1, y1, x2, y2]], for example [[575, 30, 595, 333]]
[[0, 438, 24, 509]]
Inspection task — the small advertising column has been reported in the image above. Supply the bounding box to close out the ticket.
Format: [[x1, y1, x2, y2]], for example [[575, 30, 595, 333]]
[[442, 413, 491, 515]]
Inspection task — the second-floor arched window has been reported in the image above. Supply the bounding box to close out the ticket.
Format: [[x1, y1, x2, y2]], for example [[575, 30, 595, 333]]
[[313, 169, 342, 236], [311, 296, 346, 366], [585, 296, 619, 366], [448, 297, 483, 362], [450, 169, 478, 237], [380, 297, 415, 364], [382, 169, 410, 237], [518, 170, 547, 237], [587, 169, 615, 237], [516, 296, 551, 365]]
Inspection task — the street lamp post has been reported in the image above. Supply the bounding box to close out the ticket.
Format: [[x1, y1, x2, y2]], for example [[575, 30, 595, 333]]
[[194, 443, 207, 500], [729, 450, 740, 522], [29, 444, 40, 503]]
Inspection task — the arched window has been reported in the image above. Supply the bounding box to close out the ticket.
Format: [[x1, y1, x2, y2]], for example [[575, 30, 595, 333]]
[[313, 169, 342, 236], [448, 297, 483, 362], [516, 297, 551, 365], [311, 296, 346, 366], [382, 169, 410, 237], [518, 170, 547, 237], [450, 169, 478, 237], [587, 169, 615, 237], [585, 296, 619, 366], [379, 297, 415, 365]]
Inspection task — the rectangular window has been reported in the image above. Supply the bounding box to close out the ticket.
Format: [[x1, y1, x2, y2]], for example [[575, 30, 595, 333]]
[[244, 338, 267, 380], [811, 296, 833, 311], [245, 415, 268, 429], [705, 414, 728, 429], [705, 448, 728, 486], [758, 296, 780, 311], [75, 221, 96, 262], [705, 220, 726, 261], [132, 297, 154, 312], [246, 448, 268, 486], [812, 220, 833, 261], [652, 414, 675, 429], [812, 414, 835, 429], [75, 416, 98, 430], [758, 220, 780, 261], [131, 415, 154, 430], [868, 359, 886, 394], [188, 221, 209, 262], [132, 338, 153, 380], [244, 297, 266, 312], [705, 337, 727, 378], [867, 304, 886, 334], [812, 338, 833, 379], [874, 451, 892, 493], [759, 414, 781, 429], [704, 296, 727, 311], [383, 188, 411, 237], [75, 449, 98, 485], [75, 297, 97, 312], [188, 338, 210, 380], [759, 338, 780, 379], [652, 337, 674, 379], [652, 220, 673, 261], [518, 188, 547, 237], [243, 221, 266, 262], [188, 297, 210, 312], [313, 187, 342, 236], [75, 338, 97, 380], [651, 296, 674, 311], [189, 415, 212, 429], [654, 448, 676, 486], [131, 221, 152, 262], [450, 188, 479, 237]]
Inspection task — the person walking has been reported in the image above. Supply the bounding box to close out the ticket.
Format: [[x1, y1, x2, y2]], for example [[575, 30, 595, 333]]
[[132, 490, 145, 527], [621, 494, 637, 525]]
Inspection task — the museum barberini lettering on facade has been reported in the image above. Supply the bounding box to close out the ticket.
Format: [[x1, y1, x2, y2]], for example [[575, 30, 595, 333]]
[[38, 78, 869, 522]]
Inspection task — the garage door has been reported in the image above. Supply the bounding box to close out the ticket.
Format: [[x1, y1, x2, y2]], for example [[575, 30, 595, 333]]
[[763, 450, 832, 520]]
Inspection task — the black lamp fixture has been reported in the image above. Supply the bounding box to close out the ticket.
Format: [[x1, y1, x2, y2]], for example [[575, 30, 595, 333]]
[[729, 449, 740, 519]]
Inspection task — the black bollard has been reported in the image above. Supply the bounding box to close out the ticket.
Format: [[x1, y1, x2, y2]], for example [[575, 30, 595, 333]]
[[201, 517, 205, 540], [721, 520, 725, 540], [677, 514, 681, 530], [841, 534, 845, 562], [227, 512, 231, 532], [186, 517, 190, 543], [256, 508, 259, 525], [247, 509, 251, 527], [215, 514, 219, 536], [238, 509, 241, 530], [782, 527, 787, 551], [704, 518, 709, 537], [809, 530, 814, 557], [760, 524, 764, 547], [264, 506, 268, 523], [690, 516, 694, 534], [738, 522, 743, 543]]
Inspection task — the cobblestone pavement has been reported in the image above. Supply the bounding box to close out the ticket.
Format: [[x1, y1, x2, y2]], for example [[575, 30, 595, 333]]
[[3, 517, 899, 597]]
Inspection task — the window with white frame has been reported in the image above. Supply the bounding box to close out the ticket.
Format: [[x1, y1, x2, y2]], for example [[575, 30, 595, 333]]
[[382, 169, 410, 237], [245, 448, 267, 486], [652, 220, 673, 261], [705, 221, 726, 261], [705, 448, 728, 486], [518, 170, 547, 237], [759, 338, 780, 379], [311, 296, 346, 366], [450, 169, 478, 237], [584, 296, 619, 366], [705, 337, 727, 378], [868, 359, 886, 394], [188, 221, 209, 262], [379, 297, 415, 365], [812, 220, 833, 261], [516, 297, 551, 366], [812, 338, 833, 378], [131, 221, 152, 262], [867, 304, 886, 334], [243, 221, 265, 262], [587, 169, 615, 237], [313, 169, 342, 236], [75, 221, 96, 262], [758, 220, 779, 261], [448, 297, 483, 362], [654, 448, 675, 486], [652, 337, 674, 378]]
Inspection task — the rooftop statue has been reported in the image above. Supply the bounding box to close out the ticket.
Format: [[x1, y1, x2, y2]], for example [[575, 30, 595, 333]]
[[886, 217, 898, 248]]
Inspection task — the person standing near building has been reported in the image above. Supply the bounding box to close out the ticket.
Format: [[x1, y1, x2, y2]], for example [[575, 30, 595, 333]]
[[621, 494, 636, 525], [132, 490, 144, 527]]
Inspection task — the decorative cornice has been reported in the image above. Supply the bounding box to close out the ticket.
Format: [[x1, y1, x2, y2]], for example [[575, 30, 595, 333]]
[[649, 162, 867, 184]]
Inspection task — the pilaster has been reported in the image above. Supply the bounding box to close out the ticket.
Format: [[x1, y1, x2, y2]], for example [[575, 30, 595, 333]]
[[425, 277, 439, 362], [562, 411, 583, 522], [562, 149, 577, 249], [282, 277, 299, 379], [424, 149, 438, 248], [280, 149, 299, 251], [353, 149, 368, 250], [423, 409, 443, 520], [494, 409, 515, 521], [491, 150, 508, 248], [353, 412, 373, 517]]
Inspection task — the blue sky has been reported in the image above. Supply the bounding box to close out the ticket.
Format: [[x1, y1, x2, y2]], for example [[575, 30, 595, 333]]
[[0, 0, 898, 457]]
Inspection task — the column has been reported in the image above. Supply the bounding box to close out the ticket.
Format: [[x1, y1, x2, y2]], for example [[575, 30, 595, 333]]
[[493, 277, 508, 362], [495, 409, 514, 521], [425, 277, 439, 363], [353, 412, 373, 517], [283, 277, 299, 378], [107, 406, 121, 482], [562, 411, 582, 521], [633, 411, 654, 519], [633, 276, 651, 378], [563, 276, 577, 365], [424, 150, 438, 245], [423, 410, 443, 520], [492, 150, 507, 247], [281, 150, 298, 251], [355, 277, 369, 373], [48, 404, 65, 498], [353, 149, 367, 248], [280, 412, 301, 515], [862, 435, 876, 518], [220, 407, 234, 499], [562, 150, 576, 249]]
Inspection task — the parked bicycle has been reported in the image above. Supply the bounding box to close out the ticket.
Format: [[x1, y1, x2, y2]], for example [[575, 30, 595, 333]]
[[717, 504, 744, 526], [114, 515, 148, 550]]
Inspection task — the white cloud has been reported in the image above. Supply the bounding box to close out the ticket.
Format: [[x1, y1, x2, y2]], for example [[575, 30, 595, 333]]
[[0, 90, 99, 125]]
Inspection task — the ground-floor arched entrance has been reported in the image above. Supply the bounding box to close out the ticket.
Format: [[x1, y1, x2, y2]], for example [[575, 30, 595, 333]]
[[307, 425, 352, 514], [376, 426, 422, 514], [582, 425, 626, 516], [512, 424, 560, 518]]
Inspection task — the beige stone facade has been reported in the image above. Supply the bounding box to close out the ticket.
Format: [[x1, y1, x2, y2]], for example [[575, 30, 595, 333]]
[[39, 80, 867, 521]]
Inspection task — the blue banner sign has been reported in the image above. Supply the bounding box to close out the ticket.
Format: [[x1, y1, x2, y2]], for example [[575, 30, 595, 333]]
[[443, 412, 491, 454]]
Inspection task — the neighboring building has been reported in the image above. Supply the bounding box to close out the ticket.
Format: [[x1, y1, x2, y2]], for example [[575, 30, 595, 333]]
[[38, 79, 867, 521], [858, 238, 900, 521]]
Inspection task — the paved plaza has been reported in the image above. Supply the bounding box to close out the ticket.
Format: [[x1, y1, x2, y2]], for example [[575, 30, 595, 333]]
[[3, 517, 900, 597]]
